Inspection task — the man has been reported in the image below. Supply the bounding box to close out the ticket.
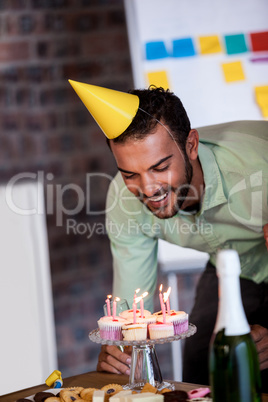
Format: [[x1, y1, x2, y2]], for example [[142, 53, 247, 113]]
[[69, 81, 268, 390]]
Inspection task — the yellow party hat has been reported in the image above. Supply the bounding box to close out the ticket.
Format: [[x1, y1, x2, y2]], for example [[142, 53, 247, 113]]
[[68, 80, 140, 139]]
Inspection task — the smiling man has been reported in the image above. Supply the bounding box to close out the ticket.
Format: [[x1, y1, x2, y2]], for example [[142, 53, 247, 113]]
[[69, 82, 268, 391], [110, 125, 202, 218]]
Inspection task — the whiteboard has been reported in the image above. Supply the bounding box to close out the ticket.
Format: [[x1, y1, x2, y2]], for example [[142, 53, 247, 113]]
[[124, 0, 268, 127]]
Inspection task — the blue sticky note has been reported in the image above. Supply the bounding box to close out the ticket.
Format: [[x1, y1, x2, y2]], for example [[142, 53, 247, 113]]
[[145, 41, 169, 60], [224, 34, 248, 55], [172, 38, 196, 57]]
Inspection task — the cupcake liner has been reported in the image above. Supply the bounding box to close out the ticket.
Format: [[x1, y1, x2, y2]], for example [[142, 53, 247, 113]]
[[173, 320, 188, 335]]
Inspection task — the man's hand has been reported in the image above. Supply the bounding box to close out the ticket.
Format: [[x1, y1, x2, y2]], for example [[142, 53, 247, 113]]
[[97, 345, 132, 375], [264, 224, 268, 251], [251, 324, 268, 370]]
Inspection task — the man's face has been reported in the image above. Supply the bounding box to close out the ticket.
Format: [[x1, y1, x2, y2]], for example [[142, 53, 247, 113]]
[[110, 124, 195, 219]]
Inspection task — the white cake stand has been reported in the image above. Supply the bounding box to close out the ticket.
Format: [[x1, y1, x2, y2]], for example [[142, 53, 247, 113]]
[[89, 323, 197, 391]]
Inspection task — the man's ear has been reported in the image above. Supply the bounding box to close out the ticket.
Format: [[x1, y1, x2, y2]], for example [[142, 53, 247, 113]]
[[186, 129, 199, 161]]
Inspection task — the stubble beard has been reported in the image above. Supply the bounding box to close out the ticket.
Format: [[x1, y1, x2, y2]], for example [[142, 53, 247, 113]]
[[142, 157, 193, 219]]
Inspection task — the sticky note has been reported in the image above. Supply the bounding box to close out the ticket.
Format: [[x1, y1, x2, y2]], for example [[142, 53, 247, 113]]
[[172, 38, 196, 57], [146, 70, 170, 89], [224, 34, 248, 54], [222, 61, 245, 83], [255, 85, 268, 117], [250, 31, 268, 52], [145, 41, 169, 60], [199, 35, 222, 54]]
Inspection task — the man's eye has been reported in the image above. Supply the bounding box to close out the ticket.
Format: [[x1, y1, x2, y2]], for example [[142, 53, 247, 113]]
[[154, 165, 169, 172], [123, 173, 136, 179]]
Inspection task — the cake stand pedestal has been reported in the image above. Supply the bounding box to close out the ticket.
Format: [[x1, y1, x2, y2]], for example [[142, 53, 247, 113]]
[[89, 323, 197, 391]]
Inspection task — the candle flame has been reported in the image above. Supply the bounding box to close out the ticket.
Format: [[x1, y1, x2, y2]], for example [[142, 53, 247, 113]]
[[142, 291, 148, 299], [107, 295, 112, 299], [159, 284, 163, 293], [163, 288, 171, 303], [135, 296, 143, 303], [115, 297, 120, 302], [135, 288, 140, 294]]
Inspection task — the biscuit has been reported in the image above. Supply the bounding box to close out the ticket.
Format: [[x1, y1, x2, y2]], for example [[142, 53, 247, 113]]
[[80, 388, 98, 401], [45, 398, 61, 402], [61, 387, 84, 395], [60, 390, 84, 402], [100, 384, 123, 401], [16, 399, 32, 402], [140, 383, 157, 393], [163, 390, 188, 401], [34, 392, 56, 402], [159, 388, 172, 394]]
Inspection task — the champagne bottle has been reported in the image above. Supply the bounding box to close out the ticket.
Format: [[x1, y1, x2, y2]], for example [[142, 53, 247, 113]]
[[209, 250, 262, 402]]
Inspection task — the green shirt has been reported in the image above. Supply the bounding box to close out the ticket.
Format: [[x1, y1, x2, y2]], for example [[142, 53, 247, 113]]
[[106, 120, 268, 311]]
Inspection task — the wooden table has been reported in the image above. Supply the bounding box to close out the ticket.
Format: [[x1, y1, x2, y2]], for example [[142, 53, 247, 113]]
[[2, 372, 268, 401]]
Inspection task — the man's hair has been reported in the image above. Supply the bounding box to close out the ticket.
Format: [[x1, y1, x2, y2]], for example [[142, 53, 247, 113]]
[[110, 86, 191, 152]]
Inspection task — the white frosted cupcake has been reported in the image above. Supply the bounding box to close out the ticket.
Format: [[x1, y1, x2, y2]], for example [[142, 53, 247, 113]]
[[148, 322, 174, 339], [154, 310, 188, 335], [97, 316, 128, 340], [122, 322, 147, 341]]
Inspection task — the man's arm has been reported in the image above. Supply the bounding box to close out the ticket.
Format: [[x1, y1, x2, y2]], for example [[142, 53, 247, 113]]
[[251, 325, 268, 370]]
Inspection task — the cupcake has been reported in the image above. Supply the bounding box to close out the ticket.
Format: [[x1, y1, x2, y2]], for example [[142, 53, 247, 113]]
[[148, 322, 174, 339], [122, 322, 147, 341], [154, 310, 188, 335], [119, 308, 152, 320], [97, 316, 128, 340]]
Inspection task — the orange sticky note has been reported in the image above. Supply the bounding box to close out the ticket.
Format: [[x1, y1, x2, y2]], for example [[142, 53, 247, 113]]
[[199, 35, 222, 54], [146, 70, 170, 89], [222, 61, 245, 83]]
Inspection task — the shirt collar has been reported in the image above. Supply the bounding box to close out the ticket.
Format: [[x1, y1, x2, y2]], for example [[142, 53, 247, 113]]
[[197, 142, 227, 213]]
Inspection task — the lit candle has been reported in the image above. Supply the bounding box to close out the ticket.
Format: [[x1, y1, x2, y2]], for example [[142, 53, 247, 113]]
[[164, 287, 171, 315], [105, 295, 112, 317], [133, 300, 137, 324], [140, 291, 148, 318], [113, 297, 120, 320], [161, 296, 166, 324], [134, 288, 140, 300], [159, 284, 165, 313]]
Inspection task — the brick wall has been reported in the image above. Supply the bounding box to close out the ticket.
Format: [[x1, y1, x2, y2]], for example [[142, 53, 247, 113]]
[[1, 0, 199, 382], [0, 0, 134, 378]]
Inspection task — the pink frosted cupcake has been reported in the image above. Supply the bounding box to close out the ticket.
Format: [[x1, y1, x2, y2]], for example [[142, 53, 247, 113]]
[[154, 310, 188, 335], [148, 322, 174, 339], [97, 316, 128, 340]]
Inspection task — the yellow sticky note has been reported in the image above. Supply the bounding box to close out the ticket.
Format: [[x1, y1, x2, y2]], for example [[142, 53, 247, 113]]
[[255, 85, 268, 117], [222, 61, 245, 83], [199, 35, 222, 54], [260, 106, 268, 118], [146, 70, 170, 89], [255, 85, 268, 105]]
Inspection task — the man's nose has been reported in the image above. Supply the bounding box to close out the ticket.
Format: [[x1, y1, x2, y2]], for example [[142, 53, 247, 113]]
[[140, 174, 160, 198]]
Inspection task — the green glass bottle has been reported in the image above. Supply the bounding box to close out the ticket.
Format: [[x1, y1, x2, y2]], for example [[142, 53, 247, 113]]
[[209, 250, 262, 402]]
